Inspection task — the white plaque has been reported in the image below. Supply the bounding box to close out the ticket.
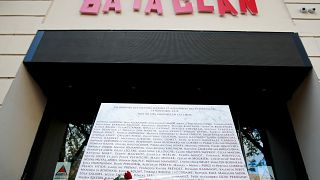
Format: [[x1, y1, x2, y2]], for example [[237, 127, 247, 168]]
[[76, 103, 249, 180]]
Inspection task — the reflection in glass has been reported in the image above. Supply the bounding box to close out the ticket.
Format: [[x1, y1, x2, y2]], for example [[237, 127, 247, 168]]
[[58, 123, 93, 180], [239, 127, 275, 180], [57, 123, 276, 179]]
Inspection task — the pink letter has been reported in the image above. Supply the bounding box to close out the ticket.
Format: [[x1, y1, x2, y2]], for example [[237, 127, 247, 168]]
[[133, 0, 142, 11], [103, 0, 121, 13], [197, 0, 214, 13], [80, 0, 101, 15], [239, 0, 258, 15], [218, 0, 238, 16], [172, 0, 193, 15], [145, 0, 163, 15]]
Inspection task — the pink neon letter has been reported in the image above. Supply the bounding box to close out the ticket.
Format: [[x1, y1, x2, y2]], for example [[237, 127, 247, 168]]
[[133, 0, 142, 11], [145, 0, 163, 15], [218, 0, 238, 16], [103, 0, 121, 13], [172, 0, 193, 15], [197, 0, 214, 13], [80, 0, 101, 15], [239, 0, 258, 15]]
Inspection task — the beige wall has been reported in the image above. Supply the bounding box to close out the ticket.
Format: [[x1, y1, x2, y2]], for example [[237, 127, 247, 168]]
[[42, 0, 295, 32], [0, 0, 51, 104], [0, 0, 51, 179], [284, 1, 320, 180], [288, 71, 320, 180], [0, 66, 46, 180]]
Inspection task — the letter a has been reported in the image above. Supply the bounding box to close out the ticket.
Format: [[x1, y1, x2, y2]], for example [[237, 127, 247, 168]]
[[239, 0, 258, 15], [172, 0, 193, 15], [218, 0, 238, 16], [145, 0, 163, 15], [80, 0, 101, 15], [103, 0, 121, 13]]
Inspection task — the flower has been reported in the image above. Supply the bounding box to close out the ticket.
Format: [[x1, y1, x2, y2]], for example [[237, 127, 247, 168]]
[[113, 171, 133, 180], [124, 171, 132, 179]]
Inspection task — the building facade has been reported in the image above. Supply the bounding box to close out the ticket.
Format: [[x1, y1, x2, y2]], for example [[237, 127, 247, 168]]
[[0, 0, 320, 179]]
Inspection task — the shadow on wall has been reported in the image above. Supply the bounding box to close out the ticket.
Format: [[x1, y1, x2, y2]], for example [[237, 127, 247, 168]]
[[0, 65, 46, 180], [288, 70, 320, 180]]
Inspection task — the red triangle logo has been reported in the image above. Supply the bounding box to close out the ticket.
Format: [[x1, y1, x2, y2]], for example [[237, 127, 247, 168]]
[[58, 165, 66, 173], [56, 165, 67, 175]]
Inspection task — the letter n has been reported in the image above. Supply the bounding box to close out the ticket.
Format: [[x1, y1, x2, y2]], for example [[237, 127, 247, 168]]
[[239, 0, 258, 15], [218, 0, 238, 16], [103, 0, 121, 13], [80, 0, 101, 15]]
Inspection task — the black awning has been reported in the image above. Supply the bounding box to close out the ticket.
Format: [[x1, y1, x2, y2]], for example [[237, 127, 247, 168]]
[[24, 30, 311, 104]]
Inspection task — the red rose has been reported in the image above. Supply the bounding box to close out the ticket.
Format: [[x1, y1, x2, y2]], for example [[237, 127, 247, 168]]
[[124, 171, 132, 179]]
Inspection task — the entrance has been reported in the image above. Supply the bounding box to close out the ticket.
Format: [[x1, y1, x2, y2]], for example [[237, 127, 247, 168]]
[[23, 31, 310, 180]]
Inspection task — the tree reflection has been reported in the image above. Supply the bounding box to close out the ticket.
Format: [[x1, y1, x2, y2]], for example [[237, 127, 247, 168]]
[[240, 127, 275, 179], [241, 128, 264, 157], [59, 123, 93, 179]]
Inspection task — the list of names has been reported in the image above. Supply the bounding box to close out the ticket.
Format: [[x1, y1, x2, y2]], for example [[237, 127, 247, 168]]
[[76, 104, 249, 180]]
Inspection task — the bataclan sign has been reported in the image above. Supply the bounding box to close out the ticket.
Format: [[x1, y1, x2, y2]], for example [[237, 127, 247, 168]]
[[80, 0, 258, 16]]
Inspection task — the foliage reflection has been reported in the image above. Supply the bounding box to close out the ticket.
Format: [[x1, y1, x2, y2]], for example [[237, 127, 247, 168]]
[[239, 127, 275, 180]]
